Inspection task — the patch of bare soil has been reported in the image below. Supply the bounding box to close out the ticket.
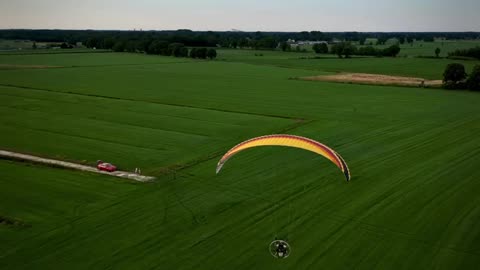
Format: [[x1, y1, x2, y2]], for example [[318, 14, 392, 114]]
[[300, 73, 442, 87], [0, 64, 63, 69]]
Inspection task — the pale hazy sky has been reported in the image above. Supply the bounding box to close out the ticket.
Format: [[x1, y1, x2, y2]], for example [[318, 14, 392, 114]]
[[1, 0, 479, 32]]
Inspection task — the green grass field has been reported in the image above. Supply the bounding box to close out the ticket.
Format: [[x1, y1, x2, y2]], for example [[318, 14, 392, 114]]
[[1, 50, 480, 269], [394, 40, 480, 57], [216, 49, 479, 79], [356, 39, 480, 58]]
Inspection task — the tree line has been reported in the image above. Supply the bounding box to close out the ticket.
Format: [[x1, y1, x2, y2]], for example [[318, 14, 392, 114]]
[[448, 46, 480, 60], [311, 41, 401, 58], [111, 39, 217, 59], [1, 29, 479, 50]]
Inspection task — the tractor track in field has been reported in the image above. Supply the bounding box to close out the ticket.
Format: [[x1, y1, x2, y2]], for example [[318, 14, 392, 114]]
[[0, 83, 304, 121], [0, 83, 311, 183], [0, 150, 154, 182], [146, 117, 313, 177]]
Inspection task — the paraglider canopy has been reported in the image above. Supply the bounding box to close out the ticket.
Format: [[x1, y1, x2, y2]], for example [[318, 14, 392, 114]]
[[216, 134, 350, 181]]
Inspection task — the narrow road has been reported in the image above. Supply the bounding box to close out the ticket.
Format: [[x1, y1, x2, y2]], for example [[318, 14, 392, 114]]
[[0, 150, 155, 182]]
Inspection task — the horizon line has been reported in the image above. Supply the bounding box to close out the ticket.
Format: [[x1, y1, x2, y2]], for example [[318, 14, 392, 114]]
[[1, 28, 480, 34]]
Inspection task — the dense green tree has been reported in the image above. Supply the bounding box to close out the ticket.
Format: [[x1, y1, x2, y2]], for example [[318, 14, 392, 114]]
[[60, 42, 73, 49], [147, 40, 168, 55], [467, 65, 480, 91], [207, 48, 217, 59], [32, 42, 37, 49], [169, 43, 187, 57], [112, 41, 126, 52], [196, 48, 208, 59], [448, 46, 480, 60], [321, 43, 329, 53], [312, 43, 328, 54], [357, 46, 381, 56], [331, 42, 356, 58], [435, 47, 441, 58], [189, 48, 197, 58], [443, 63, 467, 89], [424, 36, 434, 42], [359, 37, 366, 45], [279, 41, 291, 52], [190, 47, 208, 59], [342, 42, 356, 58], [331, 43, 344, 58], [238, 38, 249, 48], [125, 40, 138, 52], [179, 47, 189, 57], [247, 38, 257, 48], [85, 37, 101, 48], [103, 38, 116, 50], [376, 37, 387, 45], [383, 45, 401, 57], [136, 39, 153, 52], [255, 36, 277, 49]]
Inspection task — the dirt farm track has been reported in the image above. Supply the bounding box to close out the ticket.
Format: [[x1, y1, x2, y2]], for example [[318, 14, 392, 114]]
[[0, 150, 155, 182]]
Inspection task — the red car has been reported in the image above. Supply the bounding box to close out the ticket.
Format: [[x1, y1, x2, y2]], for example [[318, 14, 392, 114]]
[[97, 160, 117, 172]]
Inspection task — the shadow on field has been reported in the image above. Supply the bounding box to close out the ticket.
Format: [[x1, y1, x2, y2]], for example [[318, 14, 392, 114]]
[[0, 215, 30, 229]]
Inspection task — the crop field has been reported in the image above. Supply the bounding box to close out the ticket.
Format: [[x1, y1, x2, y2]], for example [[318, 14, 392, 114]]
[[358, 39, 480, 58], [0, 83, 293, 173], [1, 51, 480, 269], [393, 40, 480, 57], [218, 49, 479, 79]]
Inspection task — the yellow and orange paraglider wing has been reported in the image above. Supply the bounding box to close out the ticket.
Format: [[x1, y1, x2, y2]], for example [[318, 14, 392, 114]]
[[216, 134, 350, 181]]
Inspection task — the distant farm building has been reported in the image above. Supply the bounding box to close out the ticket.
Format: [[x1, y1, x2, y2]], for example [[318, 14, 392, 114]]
[[286, 39, 329, 48]]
